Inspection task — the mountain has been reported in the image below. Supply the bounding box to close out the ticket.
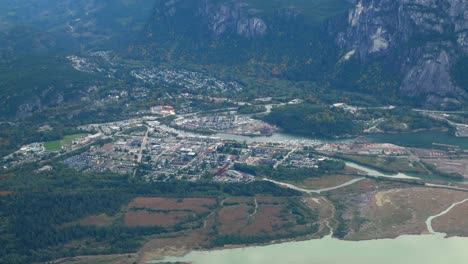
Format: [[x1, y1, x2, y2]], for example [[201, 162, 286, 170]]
[[0, 0, 155, 51], [337, 0, 468, 109], [0, 0, 466, 117], [141, 0, 468, 109], [142, 0, 349, 71], [0, 0, 156, 119]]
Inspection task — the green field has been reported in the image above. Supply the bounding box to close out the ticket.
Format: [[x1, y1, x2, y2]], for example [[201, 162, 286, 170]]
[[44, 133, 89, 151], [337, 154, 428, 174]]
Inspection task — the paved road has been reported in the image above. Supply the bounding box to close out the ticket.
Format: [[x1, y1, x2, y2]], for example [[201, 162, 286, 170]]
[[137, 126, 150, 163], [274, 145, 299, 169]]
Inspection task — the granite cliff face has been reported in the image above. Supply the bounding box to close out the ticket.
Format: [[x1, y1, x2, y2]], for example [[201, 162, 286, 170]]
[[337, 0, 468, 109], [149, 0, 267, 39], [148, 0, 467, 109], [2, 0, 466, 115]]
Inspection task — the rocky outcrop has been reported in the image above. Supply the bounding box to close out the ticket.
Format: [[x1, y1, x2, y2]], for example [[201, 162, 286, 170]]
[[14, 89, 67, 119], [149, 0, 466, 109], [204, 1, 267, 38], [150, 0, 267, 39], [401, 50, 467, 109], [338, 0, 467, 109]]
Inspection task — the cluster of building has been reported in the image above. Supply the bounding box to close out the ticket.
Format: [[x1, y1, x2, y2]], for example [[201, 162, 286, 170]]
[[131, 67, 243, 94], [174, 114, 278, 136], [316, 142, 408, 156], [63, 141, 138, 174], [454, 124, 468, 137], [67, 55, 100, 73], [54, 115, 328, 183], [151, 105, 176, 117], [1, 143, 46, 168], [2, 133, 103, 169], [78, 117, 151, 136]]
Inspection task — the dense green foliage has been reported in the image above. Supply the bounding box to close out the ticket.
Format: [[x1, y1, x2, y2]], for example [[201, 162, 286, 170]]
[[331, 60, 401, 100], [451, 56, 468, 92], [237, 104, 267, 114], [140, 0, 349, 83], [0, 1, 465, 262], [0, 122, 86, 158], [359, 108, 447, 132], [263, 104, 361, 137], [0, 163, 301, 263], [217, 142, 249, 155], [240, 0, 349, 25], [0, 0, 155, 50], [0, 56, 96, 117]]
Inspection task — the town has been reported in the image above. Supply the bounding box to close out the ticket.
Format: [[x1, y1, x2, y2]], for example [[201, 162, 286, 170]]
[[131, 67, 243, 94], [3, 105, 467, 181]]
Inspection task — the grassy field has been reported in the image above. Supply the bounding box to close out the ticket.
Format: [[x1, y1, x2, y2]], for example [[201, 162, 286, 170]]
[[287, 174, 358, 190], [333, 187, 468, 240], [44, 133, 88, 151]]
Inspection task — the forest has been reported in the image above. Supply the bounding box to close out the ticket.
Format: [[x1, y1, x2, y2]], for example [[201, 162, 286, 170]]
[[0, 163, 301, 263], [263, 104, 361, 137]]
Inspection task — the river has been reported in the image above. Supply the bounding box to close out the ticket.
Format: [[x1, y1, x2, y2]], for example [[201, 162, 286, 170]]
[[161, 125, 467, 149], [150, 127, 468, 264], [161, 125, 468, 183], [344, 162, 419, 180], [160, 125, 322, 144]]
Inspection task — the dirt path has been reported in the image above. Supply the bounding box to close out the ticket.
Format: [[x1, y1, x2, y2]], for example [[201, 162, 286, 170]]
[[425, 198, 468, 235], [247, 198, 258, 219]]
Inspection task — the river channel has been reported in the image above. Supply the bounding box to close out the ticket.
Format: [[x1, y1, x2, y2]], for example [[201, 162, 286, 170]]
[[162, 125, 467, 149], [161, 125, 468, 183], [151, 126, 468, 264]]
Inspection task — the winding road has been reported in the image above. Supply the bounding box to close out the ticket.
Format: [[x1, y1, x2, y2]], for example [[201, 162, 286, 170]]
[[263, 177, 366, 194]]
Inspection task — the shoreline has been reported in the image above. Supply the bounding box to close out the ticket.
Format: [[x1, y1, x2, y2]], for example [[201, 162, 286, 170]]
[[148, 231, 468, 263]]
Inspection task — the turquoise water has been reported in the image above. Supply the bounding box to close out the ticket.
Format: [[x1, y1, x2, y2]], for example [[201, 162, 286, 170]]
[[345, 161, 468, 184], [151, 234, 468, 264], [362, 130, 468, 150], [165, 125, 467, 150]]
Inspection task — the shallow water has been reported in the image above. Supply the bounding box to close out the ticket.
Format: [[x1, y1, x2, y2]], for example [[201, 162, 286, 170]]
[[150, 234, 468, 264]]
